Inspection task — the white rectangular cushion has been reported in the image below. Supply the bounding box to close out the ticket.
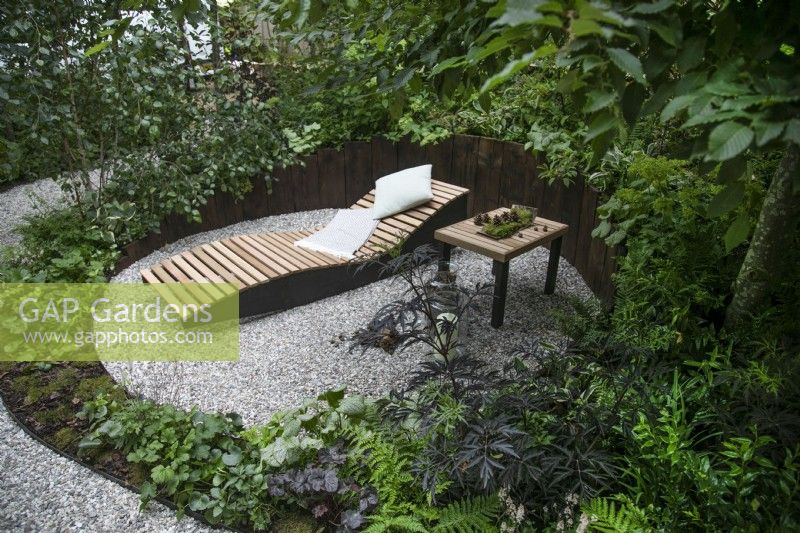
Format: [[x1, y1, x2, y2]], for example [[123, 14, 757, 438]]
[[371, 164, 434, 220]]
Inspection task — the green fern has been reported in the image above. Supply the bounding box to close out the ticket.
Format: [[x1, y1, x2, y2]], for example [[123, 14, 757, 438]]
[[432, 495, 501, 533], [582, 497, 650, 533], [363, 514, 429, 533], [345, 426, 422, 509]]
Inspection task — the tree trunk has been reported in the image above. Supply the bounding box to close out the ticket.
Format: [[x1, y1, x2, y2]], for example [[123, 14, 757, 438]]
[[209, 0, 221, 68], [180, 17, 195, 91], [725, 144, 800, 328]]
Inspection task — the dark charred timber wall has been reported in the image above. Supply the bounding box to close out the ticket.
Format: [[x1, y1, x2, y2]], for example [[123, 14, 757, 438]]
[[117, 135, 621, 300]]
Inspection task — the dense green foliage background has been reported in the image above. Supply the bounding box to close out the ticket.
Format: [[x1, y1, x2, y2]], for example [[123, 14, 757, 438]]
[[2, 0, 799, 531]]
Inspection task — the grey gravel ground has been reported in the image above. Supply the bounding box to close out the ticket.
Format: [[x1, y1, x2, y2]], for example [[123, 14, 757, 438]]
[[106, 209, 593, 426], [0, 172, 102, 246], [0, 379, 215, 532], [0, 176, 216, 533], [0, 192, 592, 531], [0, 178, 63, 246]]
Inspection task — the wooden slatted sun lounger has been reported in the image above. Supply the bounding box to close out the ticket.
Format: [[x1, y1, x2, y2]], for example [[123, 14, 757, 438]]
[[141, 180, 469, 317]]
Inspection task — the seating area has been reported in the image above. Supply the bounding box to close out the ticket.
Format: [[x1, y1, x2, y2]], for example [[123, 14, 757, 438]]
[[140, 180, 469, 316]]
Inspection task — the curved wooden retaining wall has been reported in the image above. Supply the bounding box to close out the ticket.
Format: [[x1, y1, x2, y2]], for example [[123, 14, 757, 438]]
[[116, 135, 620, 301]]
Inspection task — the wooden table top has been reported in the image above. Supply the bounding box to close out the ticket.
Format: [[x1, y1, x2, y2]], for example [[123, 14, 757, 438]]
[[434, 208, 568, 262]]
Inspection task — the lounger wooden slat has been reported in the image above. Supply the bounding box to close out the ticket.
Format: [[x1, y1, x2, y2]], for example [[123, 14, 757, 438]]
[[151, 264, 177, 283], [150, 265, 200, 306], [179, 252, 239, 299], [141, 274, 190, 309], [220, 239, 280, 279], [143, 179, 469, 316], [141, 268, 161, 284], [171, 255, 229, 300], [191, 247, 249, 288], [180, 252, 226, 284], [356, 199, 373, 209], [160, 259, 193, 283], [389, 212, 426, 228], [378, 217, 415, 234], [252, 234, 324, 269], [161, 259, 223, 302], [276, 234, 333, 268], [411, 204, 437, 216], [431, 187, 458, 199], [372, 227, 403, 244], [230, 236, 293, 276], [238, 235, 299, 274], [364, 193, 445, 209], [215, 241, 275, 281], [201, 243, 264, 286], [431, 182, 462, 196]]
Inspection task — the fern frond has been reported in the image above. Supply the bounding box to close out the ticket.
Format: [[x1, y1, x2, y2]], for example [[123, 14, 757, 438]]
[[433, 495, 501, 533], [345, 425, 421, 508], [582, 497, 649, 533], [364, 514, 429, 533]]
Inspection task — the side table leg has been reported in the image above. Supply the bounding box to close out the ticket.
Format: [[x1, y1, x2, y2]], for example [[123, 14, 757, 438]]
[[491, 260, 509, 328], [544, 236, 563, 295], [438, 242, 452, 272]]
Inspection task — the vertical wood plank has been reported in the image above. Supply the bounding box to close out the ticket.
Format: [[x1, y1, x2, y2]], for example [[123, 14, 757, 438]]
[[426, 137, 454, 184], [214, 192, 230, 227], [270, 166, 295, 215], [228, 191, 245, 224], [525, 152, 547, 213], [371, 137, 398, 180], [574, 186, 599, 281], [292, 154, 322, 211], [344, 141, 373, 204], [523, 150, 544, 209], [599, 245, 620, 302], [450, 135, 479, 214], [397, 137, 428, 169], [499, 142, 527, 207], [473, 137, 503, 214], [158, 215, 175, 244], [317, 147, 347, 208], [243, 176, 271, 220], [216, 191, 240, 227], [539, 179, 564, 222], [290, 163, 308, 211], [586, 206, 608, 293], [145, 231, 164, 254], [560, 174, 585, 265]]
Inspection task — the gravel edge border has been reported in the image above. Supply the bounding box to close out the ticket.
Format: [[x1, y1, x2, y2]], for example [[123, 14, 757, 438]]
[[0, 387, 239, 533]]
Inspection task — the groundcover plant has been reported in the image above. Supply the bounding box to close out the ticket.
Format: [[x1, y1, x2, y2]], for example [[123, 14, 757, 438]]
[[1, 0, 798, 531]]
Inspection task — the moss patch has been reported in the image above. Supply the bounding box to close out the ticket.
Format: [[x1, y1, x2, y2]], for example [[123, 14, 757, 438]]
[[11, 366, 79, 405], [272, 514, 319, 533], [48, 427, 79, 449], [75, 375, 125, 403], [32, 404, 73, 426]]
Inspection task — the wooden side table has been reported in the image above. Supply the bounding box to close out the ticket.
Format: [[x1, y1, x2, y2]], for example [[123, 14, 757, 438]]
[[434, 208, 569, 328]]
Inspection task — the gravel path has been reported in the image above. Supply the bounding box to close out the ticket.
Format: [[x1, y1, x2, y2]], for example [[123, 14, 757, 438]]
[[106, 209, 593, 426], [0, 405, 214, 533], [0, 176, 217, 532], [0, 171, 103, 246]]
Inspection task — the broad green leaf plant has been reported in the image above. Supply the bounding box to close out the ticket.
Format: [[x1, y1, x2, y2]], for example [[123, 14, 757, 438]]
[[270, 0, 800, 329]]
